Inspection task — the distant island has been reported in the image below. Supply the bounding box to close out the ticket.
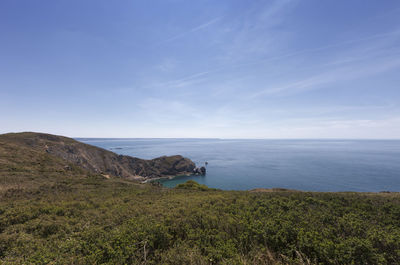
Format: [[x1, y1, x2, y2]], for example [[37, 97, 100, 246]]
[[0, 132, 399, 264]]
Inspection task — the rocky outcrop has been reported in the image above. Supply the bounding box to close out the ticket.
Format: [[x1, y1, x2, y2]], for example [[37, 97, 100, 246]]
[[193, 166, 206, 175], [0, 132, 196, 180]]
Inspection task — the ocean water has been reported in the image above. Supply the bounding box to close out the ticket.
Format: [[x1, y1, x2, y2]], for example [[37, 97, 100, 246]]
[[78, 138, 400, 192]]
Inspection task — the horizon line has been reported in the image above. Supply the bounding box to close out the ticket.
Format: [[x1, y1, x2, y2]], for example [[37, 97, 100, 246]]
[[1, 131, 399, 141], [75, 137, 400, 141]]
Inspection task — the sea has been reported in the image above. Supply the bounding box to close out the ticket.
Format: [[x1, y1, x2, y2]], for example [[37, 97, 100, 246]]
[[78, 138, 400, 192]]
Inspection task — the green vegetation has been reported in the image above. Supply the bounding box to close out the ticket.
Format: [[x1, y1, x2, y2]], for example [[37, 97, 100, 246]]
[[1, 133, 400, 264], [176, 180, 217, 191]]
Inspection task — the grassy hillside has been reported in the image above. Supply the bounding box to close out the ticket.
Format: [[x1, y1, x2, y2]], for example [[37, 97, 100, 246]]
[[1, 133, 400, 264], [0, 132, 195, 181]]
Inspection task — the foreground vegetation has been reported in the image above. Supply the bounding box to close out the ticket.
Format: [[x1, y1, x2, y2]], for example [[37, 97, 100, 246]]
[[1, 134, 400, 264]]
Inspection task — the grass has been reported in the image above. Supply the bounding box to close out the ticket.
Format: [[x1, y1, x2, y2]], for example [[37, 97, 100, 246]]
[[1, 134, 400, 264]]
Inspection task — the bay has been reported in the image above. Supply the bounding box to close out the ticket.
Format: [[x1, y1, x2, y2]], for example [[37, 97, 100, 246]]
[[78, 138, 400, 192]]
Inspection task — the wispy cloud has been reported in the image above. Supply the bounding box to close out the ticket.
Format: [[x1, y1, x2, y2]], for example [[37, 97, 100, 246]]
[[223, 29, 400, 73], [149, 25, 400, 95], [249, 55, 400, 98], [151, 70, 211, 89], [258, 0, 298, 23], [217, 0, 297, 64], [155, 16, 223, 46], [146, 29, 400, 98], [156, 58, 178, 72]]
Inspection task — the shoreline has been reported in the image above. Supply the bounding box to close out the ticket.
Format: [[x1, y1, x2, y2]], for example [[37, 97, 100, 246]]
[[141, 172, 193, 184]]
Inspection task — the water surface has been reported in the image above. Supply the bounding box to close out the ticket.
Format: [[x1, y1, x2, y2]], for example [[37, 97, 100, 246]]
[[78, 138, 400, 192]]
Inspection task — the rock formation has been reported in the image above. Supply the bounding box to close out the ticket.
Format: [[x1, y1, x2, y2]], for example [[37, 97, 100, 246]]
[[193, 166, 206, 175]]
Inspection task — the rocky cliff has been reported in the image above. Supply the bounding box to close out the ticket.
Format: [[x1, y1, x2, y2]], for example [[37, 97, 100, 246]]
[[0, 132, 196, 180]]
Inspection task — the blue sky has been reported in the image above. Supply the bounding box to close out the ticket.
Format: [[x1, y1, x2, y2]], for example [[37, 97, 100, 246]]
[[1, 0, 400, 138]]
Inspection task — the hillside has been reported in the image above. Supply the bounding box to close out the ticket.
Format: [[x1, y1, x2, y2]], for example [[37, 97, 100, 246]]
[[0, 133, 400, 264], [0, 132, 196, 181]]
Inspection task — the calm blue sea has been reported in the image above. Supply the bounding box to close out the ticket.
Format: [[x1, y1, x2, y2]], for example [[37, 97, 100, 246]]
[[78, 138, 400, 192]]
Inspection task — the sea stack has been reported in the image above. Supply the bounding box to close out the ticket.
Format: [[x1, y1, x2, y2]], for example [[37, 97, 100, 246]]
[[193, 166, 206, 175]]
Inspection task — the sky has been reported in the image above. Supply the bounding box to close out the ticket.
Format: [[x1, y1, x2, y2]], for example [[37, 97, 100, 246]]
[[1, 0, 400, 138]]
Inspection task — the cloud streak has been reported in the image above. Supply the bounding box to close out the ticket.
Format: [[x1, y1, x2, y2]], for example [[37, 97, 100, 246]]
[[154, 16, 223, 46], [249, 55, 400, 98], [149, 28, 400, 94]]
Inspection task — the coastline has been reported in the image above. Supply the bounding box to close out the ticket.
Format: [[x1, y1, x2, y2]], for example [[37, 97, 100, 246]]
[[141, 172, 193, 183]]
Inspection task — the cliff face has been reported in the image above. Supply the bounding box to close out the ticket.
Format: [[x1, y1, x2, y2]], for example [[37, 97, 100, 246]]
[[0, 132, 196, 180]]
